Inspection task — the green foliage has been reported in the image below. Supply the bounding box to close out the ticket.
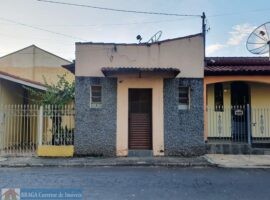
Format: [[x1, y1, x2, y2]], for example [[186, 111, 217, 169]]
[[25, 74, 75, 105]]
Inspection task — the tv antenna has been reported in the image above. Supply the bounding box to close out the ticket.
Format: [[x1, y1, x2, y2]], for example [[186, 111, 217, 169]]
[[246, 22, 270, 59], [147, 31, 162, 43]]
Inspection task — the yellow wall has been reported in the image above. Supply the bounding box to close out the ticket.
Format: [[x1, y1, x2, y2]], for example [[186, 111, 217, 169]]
[[0, 67, 74, 85], [116, 77, 164, 156], [37, 145, 74, 157], [0, 79, 23, 149], [250, 83, 270, 108], [33, 67, 74, 84]]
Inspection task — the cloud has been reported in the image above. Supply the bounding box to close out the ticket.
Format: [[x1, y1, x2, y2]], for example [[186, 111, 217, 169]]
[[206, 23, 256, 55], [206, 43, 226, 55], [226, 23, 255, 46]]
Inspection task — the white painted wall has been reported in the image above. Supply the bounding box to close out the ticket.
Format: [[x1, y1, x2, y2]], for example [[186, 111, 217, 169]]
[[76, 34, 204, 78]]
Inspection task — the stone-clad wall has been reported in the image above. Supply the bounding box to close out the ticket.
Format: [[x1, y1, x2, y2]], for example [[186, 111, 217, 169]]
[[75, 76, 205, 157], [164, 78, 205, 156], [75, 77, 117, 157]]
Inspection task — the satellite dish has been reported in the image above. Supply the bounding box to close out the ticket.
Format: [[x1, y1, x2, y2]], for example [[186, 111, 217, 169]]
[[136, 35, 142, 43], [147, 31, 162, 43], [246, 22, 270, 58]]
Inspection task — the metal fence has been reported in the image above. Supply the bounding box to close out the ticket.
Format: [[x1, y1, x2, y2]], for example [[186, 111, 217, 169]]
[[206, 104, 270, 145], [0, 104, 74, 156]]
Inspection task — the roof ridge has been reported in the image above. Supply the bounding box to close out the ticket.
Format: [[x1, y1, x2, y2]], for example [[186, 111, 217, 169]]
[[0, 45, 72, 63]]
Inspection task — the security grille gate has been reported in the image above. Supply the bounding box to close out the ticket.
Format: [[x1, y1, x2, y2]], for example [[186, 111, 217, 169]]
[[0, 105, 74, 156], [207, 105, 270, 145], [128, 89, 152, 150]]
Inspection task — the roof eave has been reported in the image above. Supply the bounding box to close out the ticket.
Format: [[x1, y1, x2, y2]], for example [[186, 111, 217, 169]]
[[0, 73, 47, 91]]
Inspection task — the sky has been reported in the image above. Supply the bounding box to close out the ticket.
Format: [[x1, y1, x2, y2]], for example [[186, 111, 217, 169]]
[[0, 0, 270, 61]]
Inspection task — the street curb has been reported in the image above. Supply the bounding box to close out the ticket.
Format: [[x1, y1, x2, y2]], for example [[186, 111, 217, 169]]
[[0, 162, 216, 168], [0, 156, 217, 168], [212, 164, 270, 169], [203, 155, 270, 169]]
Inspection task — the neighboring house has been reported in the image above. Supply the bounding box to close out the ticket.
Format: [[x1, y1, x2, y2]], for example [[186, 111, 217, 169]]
[[0, 45, 74, 156], [0, 45, 74, 104], [0, 45, 73, 86], [204, 57, 270, 153], [75, 33, 205, 157]]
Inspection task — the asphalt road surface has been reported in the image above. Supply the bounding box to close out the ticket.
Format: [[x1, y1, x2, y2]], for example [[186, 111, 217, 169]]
[[0, 167, 269, 200]]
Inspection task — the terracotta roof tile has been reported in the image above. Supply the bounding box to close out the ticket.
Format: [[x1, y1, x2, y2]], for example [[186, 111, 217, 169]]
[[205, 57, 270, 75]]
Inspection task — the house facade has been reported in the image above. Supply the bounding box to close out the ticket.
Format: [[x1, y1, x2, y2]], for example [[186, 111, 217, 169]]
[[0, 45, 73, 104], [205, 57, 270, 152], [75, 33, 205, 157]]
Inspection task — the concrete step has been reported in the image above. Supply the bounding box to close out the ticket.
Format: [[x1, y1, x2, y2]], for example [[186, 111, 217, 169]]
[[128, 150, 153, 157], [207, 144, 251, 154], [207, 143, 270, 155]]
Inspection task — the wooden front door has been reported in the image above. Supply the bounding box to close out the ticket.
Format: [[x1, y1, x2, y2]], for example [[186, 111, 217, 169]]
[[128, 89, 152, 150]]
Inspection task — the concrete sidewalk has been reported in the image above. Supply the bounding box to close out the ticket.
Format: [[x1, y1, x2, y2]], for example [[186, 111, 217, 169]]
[[205, 154, 270, 168], [0, 156, 213, 168]]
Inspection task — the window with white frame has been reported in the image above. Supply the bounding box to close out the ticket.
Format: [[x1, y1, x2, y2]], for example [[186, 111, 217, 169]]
[[178, 86, 190, 110], [90, 85, 102, 108]]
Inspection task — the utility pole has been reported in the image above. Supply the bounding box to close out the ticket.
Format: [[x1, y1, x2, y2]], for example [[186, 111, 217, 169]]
[[201, 12, 206, 59]]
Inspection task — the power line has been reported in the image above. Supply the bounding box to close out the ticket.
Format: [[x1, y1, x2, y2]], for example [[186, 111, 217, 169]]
[[0, 17, 196, 28], [37, 0, 270, 19], [37, 0, 201, 17], [209, 8, 270, 17], [0, 17, 87, 41]]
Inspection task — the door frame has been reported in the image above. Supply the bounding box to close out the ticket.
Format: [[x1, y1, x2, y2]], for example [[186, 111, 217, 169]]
[[116, 77, 164, 156]]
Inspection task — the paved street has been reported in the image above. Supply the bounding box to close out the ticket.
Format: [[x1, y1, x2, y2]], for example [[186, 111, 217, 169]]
[[0, 167, 270, 200]]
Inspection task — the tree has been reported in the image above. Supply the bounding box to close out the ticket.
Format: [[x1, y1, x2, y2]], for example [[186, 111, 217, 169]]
[[25, 74, 75, 145], [26, 74, 75, 105]]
